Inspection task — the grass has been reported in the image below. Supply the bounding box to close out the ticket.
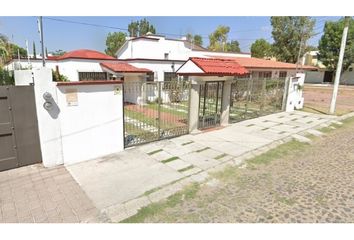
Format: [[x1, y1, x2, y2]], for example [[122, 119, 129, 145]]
[[161, 156, 179, 163], [196, 147, 210, 153], [120, 183, 200, 223], [181, 140, 194, 146], [246, 140, 310, 166], [147, 149, 163, 155], [214, 153, 228, 160], [124, 107, 177, 129], [145, 102, 188, 118], [318, 116, 354, 134], [178, 165, 194, 173], [276, 196, 297, 206]]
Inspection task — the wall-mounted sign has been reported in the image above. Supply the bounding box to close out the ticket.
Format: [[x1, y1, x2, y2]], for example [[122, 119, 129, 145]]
[[65, 88, 78, 106], [114, 85, 122, 95]]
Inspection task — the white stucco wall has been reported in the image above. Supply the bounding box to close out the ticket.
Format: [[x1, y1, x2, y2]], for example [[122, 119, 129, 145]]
[[30, 68, 64, 167], [117, 35, 251, 61], [128, 60, 184, 82], [15, 68, 124, 167], [56, 83, 124, 165]]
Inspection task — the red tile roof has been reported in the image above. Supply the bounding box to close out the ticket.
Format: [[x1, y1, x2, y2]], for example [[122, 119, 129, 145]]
[[57, 49, 116, 60], [100, 62, 152, 73], [206, 56, 317, 70], [186, 57, 249, 76]]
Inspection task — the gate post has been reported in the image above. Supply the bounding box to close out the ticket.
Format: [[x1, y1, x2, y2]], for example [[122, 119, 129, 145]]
[[188, 78, 200, 133], [220, 80, 232, 126]]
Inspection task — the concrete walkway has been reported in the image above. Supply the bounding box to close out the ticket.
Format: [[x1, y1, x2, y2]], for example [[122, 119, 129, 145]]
[[66, 110, 341, 222]]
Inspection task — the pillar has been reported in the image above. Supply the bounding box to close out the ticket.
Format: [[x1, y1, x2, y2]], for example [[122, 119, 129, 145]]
[[220, 80, 232, 126], [188, 80, 200, 133]]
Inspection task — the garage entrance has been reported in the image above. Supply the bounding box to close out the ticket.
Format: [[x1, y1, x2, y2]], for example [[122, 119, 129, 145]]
[[0, 86, 42, 172], [198, 81, 224, 129]]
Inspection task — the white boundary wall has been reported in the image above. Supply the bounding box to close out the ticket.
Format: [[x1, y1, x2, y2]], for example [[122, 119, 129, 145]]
[[14, 68, 124, 167]]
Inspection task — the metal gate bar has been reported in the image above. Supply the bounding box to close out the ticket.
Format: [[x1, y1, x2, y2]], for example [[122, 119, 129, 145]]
[[198, 81, 223, 129], [123, 80, 190, 147], [229, 78, 286, 123]]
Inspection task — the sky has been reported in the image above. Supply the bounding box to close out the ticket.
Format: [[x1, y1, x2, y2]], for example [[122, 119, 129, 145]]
[[0, 16, 341, 54]]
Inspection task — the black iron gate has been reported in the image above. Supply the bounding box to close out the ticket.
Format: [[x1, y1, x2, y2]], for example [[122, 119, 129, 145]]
[[198, 81, 224, 129], [0, 86, 42, 172], [229, 78, 285, 123], [123, 80, 190, 147]]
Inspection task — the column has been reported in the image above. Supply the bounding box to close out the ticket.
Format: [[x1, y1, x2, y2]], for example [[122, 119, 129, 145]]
[[220, 80, 232, 126]]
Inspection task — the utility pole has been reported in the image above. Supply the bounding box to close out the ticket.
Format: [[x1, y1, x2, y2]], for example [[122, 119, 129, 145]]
[[37, 16, 46, 67], [329, 16, 350, 114]]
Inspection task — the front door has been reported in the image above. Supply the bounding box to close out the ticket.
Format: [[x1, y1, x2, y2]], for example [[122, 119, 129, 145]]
[[198, 81, 223, 129]]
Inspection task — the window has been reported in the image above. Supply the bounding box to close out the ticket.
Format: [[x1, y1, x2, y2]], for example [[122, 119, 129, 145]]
[[279, 71, 287, 78], [78, 72, 107, 81], [146, 72, 154, 81], [258, 71, 272, 79], [164, 72, 177, 82], [164, 53, 169, 60], [254, 71, 272, 79]]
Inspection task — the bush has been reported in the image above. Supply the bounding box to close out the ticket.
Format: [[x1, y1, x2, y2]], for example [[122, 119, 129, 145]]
[[0, 68, 14, 85], [52, 70, 69, 82]]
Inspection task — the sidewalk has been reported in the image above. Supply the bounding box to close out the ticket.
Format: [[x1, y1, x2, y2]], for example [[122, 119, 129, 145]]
[[66, 110, 340, 222]]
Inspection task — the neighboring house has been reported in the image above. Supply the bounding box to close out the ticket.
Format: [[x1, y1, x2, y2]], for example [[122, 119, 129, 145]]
[[302, 50, 354, 85], [5, 49, 151, 81], [115, 34, 251, 82], [301, 51, 326, 69], [116, 34, 317, 81], [203, 55, 317, 79]]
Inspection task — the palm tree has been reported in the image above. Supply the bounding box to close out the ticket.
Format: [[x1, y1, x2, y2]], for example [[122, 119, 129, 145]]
[[0, 34, 9, 66]]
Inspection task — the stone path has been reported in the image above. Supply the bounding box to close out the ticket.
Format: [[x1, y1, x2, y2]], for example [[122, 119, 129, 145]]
[[142, 115, 354, 223], [67, 110, 339, 222], [0, 165, 100, 223]]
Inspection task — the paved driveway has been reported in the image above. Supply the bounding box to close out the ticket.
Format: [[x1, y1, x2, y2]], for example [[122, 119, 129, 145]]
[[67, 111, 337, 221], [0, 164, 100, 223]]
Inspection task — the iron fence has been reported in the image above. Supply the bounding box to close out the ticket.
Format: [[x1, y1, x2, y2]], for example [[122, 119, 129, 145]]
[[123, 80, 190, 147], [229, 78, 286, 123]]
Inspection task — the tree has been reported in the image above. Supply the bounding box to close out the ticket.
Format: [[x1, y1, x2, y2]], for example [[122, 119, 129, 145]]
[[208, 25, 230, 51], [33, 42, 37, 59], [251, 38, 272, 58], [10, 44, 27, 58], [318, 17, 354, 72], [186, 33, 203, 46], [225, 40, 240, 53], [51, 49, 66, 56], [193, 35, 203, 46], [271, 16, 315, 63], [128, 18, 156, 37], [0, 34, 9, 58], [105, 32, 127, 57]]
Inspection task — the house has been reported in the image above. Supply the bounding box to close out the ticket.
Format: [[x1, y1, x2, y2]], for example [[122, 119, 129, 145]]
[[301, 50, 354, 85], [5, 34, 317, 83], [5, 49, 152, 81], [115, 34, 251, 82], [116, 34, 317, 81]]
